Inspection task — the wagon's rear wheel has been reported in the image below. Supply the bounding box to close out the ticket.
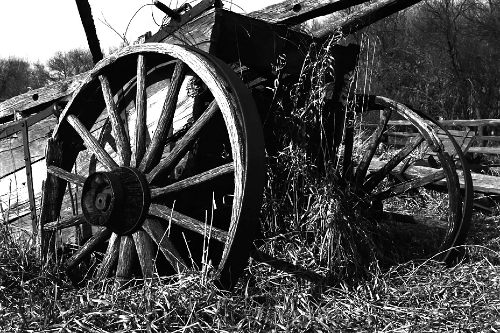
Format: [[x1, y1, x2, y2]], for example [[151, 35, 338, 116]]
[[41, 43, 265, 288], [339, 95, 472, 264]]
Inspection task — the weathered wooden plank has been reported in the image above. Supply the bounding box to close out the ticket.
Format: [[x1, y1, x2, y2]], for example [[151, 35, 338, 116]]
[[366, 119, 500, 127], [0, 116, 57, 177], [314, 0, 422, 37], [0, 73, 87, 120], [249, 0, 367, 25], [21, 121, 37, 232], [369, 158, 500, 195]]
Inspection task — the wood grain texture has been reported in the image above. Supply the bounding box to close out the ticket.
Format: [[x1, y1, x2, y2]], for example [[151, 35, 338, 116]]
[[369, 158, 500, 195], [43, 214, 86, 231], [371, 169, 446, 201], [314, 0, 422, 37], [132, 229, 156, 278], [248, 0, 361, 24], [97, 232, 120, 279], [150, 162, 234, 198], [148, 203, 228, 243], [142, 218, 187, 273], [116, 235, 135, 283], [363, 134, 424, 192], [355, 108, 391, 187], [99, 75, 131, 166], [139, 61, 187, 173], [39, 138, 67, 258], [147, 100, 218, 183], [66, 114, 118, 171], [134, 54, 148, 167], [47, 166, 86, 186], [65, 227, 111, 270]]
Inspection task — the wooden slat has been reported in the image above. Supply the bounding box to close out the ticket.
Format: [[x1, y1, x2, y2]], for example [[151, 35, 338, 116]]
[[97, 232, 120, 280], [142, 218, 188, 273], [147, 100, 219, 183], [134, 54, 148, 167], [65, 227, 111, 270], [66, 114, 118, 171], [99, 75, 131, 166], [0, 73, 87, 120], [43, 214, 86, 231], [139, 61, 187, 173], [151, 163, 234, 198], [364, 134, 424, 192], [47, 166, 86, 186], [148, 203, 228, 243], [355, 108, 391, 187], [116, 235, 135, 282], [366, 119, 500, 127], [132, 229, 155, 278], [369, 158, 500, 195]]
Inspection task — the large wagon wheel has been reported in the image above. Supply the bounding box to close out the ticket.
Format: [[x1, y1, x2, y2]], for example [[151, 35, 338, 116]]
[[40, 43, 265, 288], [339, 95, 472, 264]]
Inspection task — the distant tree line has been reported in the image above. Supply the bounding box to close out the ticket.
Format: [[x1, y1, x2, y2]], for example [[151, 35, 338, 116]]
[[358, 0, 499, 121], [1, 0, 499, 122], [0, 49, 93, 101]]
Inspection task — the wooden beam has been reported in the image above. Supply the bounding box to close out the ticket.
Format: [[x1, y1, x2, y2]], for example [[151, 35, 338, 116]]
[[314, 0, 422, 37], [248, 0, 368, 25], [365, 119, 500, 127], [369, 158, 500, 195]]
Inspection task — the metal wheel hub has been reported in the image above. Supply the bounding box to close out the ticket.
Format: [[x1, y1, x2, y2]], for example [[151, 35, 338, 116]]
[[81, 167, 150, 235]]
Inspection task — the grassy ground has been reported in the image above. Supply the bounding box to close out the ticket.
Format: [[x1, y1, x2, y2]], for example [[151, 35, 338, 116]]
[[0, 210, 499, 332]]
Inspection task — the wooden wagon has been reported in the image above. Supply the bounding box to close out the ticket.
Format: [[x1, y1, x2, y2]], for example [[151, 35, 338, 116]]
[[0, 0, 473, 288]]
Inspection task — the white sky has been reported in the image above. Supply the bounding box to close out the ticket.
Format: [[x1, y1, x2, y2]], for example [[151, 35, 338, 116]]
[[0, 0, 282, 64]]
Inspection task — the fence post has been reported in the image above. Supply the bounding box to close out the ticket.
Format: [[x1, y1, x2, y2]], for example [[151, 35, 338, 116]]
[[21, 120, 38, 246]]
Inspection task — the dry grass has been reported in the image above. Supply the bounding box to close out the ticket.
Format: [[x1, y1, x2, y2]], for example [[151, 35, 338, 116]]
[[0, 215, 499, 332]]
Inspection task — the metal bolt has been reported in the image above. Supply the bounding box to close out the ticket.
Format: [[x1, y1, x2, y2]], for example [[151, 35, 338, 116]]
[[95, 192, 111, 211]]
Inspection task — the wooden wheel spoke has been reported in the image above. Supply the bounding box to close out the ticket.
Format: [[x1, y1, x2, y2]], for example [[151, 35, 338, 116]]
[[116, 235, 135, 282], [97, 233, 120, 280], [65, 228, 111, 271], [147, 100, 219, 183], [99, 75, 132, 166], [132, 229, 155, 278], [148, 203, 228, 243], [47, 165, 86, 186], [370, 169, 446, 202], [139, 61, 187, 172], [355, 108, 392, 187], [66, 114, 118, 170], [151, 163, 234, 198], [142, 218, 188, 273], [134, 54, 148, 167], [43, 214, 86, 231], [363, 134, 425, 192]]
